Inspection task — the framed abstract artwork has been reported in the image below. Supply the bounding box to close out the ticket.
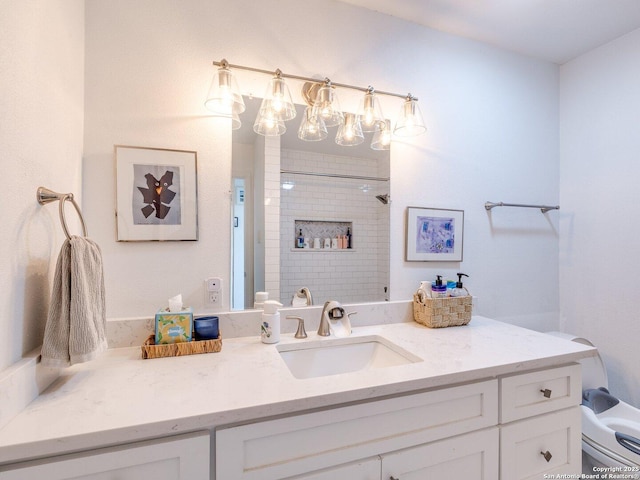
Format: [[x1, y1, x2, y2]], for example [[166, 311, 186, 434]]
[[115, 145, 198, 241], [405, 207, 464, 261]]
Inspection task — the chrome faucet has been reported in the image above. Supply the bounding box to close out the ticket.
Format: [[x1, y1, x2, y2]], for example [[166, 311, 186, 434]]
[[293, 287, 313, 306], [318, 301, 356, 337]]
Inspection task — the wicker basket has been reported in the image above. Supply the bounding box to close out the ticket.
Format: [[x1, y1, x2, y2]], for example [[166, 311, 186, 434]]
[[141, 334, 222, 359], [413, 293, 472, 328]]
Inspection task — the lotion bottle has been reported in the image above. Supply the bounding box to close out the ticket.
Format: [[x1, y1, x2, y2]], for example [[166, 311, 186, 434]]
[[261, 300, 283, 344]]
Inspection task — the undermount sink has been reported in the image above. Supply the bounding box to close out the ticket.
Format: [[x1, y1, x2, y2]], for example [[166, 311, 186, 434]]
[[277, 335, 422, 379]]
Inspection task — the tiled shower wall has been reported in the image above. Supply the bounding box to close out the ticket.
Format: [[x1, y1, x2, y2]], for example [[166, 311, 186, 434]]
[[280, 148, 390, 306]]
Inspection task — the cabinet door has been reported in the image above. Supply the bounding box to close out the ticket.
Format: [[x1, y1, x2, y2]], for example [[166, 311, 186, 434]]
[[216, 380, 497, 479], [500, 407, 581, 480], [0, 431, 209, 480], [381, 428, 499, 480], [286, 457, 380, 480]]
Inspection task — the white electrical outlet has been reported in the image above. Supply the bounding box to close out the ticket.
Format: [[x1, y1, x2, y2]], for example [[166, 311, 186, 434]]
[[205, 277, 222, 306]]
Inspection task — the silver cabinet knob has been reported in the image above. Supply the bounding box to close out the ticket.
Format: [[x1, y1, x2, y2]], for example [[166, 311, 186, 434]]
[[540, 388, 552, 398], [541, 450, 552, 462]]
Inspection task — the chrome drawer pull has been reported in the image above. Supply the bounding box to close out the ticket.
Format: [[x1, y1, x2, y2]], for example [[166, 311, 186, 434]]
[[540, 388, 552, 398], [540, 450, 553, 462]]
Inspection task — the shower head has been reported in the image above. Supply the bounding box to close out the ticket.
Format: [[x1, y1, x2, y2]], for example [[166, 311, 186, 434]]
[[376, 194, 390, 205]]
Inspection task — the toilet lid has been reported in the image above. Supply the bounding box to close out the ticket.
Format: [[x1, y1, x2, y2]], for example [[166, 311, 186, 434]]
[[546, 332, 608, 390]]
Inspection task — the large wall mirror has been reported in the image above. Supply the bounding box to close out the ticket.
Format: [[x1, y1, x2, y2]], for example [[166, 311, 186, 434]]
[[231, 97, 390, 310]]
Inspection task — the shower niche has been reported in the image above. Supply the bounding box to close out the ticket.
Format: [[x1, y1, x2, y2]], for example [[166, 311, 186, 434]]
[[293, 220, 353, 250]]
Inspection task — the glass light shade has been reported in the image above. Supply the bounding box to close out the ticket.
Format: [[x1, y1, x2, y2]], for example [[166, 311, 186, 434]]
[[357, 89, 385, 132], [312, 83, 344, 127], [253, 108, 286, 136], [371, 119, 391, 150], [335, 112, 364, 146], [259, 74, 296, 122], [204, 66, 245, 115], [298, 107, 328, 141], [231, 110, 241, 130], [394, 96, 427, 136]]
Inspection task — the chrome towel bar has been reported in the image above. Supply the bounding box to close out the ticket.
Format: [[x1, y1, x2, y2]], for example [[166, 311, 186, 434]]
[[485, 201, 559, 214], [37, 187, 88, 240]]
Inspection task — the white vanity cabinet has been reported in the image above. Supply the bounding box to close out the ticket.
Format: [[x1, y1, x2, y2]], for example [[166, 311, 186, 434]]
[[0, 431, 209, 480], [288, 429, 500, 480], [288, 458, 381, 479], [380, 427, 499, 479], [216, 380, 498, 479], [499, 364, 583, 479], [216, 364, 584, 480]]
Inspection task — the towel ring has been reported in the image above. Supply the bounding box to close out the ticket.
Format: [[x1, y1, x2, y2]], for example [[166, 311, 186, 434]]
[[37, 187, 88, 240]]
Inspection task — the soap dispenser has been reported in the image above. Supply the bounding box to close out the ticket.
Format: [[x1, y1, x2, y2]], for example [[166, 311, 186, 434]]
[[261, 300, 283, 344], [431, 275, 447, 298], [451, 273, 470, 297]]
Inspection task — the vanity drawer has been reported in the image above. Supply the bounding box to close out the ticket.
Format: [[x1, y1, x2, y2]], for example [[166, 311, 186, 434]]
[[500, 406, 581, 480], [500, 364, 581, 423], [215, 379, 498, 480]]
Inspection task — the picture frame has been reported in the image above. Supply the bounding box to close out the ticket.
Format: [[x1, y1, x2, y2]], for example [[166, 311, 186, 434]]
[[115, 145, 198, 241], [405, 207, 464, 262]]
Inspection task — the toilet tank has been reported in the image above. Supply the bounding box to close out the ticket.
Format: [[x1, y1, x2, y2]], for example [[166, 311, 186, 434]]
[[546, 331, 608, 391]]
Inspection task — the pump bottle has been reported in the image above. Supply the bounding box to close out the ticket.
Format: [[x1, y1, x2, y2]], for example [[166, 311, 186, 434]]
[[431, 275, 447, 298], [261, 300, 283, 344], [451, 273, 470, 297]]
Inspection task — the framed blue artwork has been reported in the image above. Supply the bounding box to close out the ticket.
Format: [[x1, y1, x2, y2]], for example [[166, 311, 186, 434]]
[[405, 207, 464, 261]]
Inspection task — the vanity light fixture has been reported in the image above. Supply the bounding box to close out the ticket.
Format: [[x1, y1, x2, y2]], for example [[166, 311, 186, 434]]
[[253, 107, 287, 136], [257, 69, 297, 122], [371, 119, 391, 150], [310, 79, 344, 128], [297, 106, 328, 141], [335, 112, 364, 146], [394, 94, 427, 137], [253, 69, 296, 136], [357, 86, 385, 132], [204, 59, 245, 116], [207, 59, 427, 146]]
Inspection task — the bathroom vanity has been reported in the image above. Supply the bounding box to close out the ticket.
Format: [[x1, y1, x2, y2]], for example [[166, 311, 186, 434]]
[[0, 316, 594, 479]]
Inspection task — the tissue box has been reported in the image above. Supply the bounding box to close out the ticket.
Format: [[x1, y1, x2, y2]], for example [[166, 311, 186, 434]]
[[155, 307, 193, 344]]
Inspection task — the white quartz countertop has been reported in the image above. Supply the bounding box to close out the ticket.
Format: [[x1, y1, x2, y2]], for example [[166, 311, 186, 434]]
[[0, 316, 595, 465]]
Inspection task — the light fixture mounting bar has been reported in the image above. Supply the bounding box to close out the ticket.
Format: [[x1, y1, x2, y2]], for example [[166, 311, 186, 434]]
[[212, 59, 414, 101]]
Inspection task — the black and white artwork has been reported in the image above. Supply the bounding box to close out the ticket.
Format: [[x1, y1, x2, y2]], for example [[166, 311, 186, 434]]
[[132, 164, 181, 225], [116, 146, 198, 241]]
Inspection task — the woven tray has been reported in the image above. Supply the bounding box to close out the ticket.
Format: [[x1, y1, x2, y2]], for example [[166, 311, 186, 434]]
[[141, 334, 222, 359], [413, 293, 472, 328]]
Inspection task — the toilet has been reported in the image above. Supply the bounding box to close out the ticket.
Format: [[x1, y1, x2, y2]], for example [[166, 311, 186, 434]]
[[547, 332, 640, 474]]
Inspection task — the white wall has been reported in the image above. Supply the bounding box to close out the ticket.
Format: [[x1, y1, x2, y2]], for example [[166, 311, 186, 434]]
[[0, 0, 85, 371], [83, 0, 560, 331], [83, 0, 233, 316], [560, 28, 640, 407]]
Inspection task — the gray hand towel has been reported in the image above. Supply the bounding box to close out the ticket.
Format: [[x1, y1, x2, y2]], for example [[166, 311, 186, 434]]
[[41, 236, 108, 367]]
